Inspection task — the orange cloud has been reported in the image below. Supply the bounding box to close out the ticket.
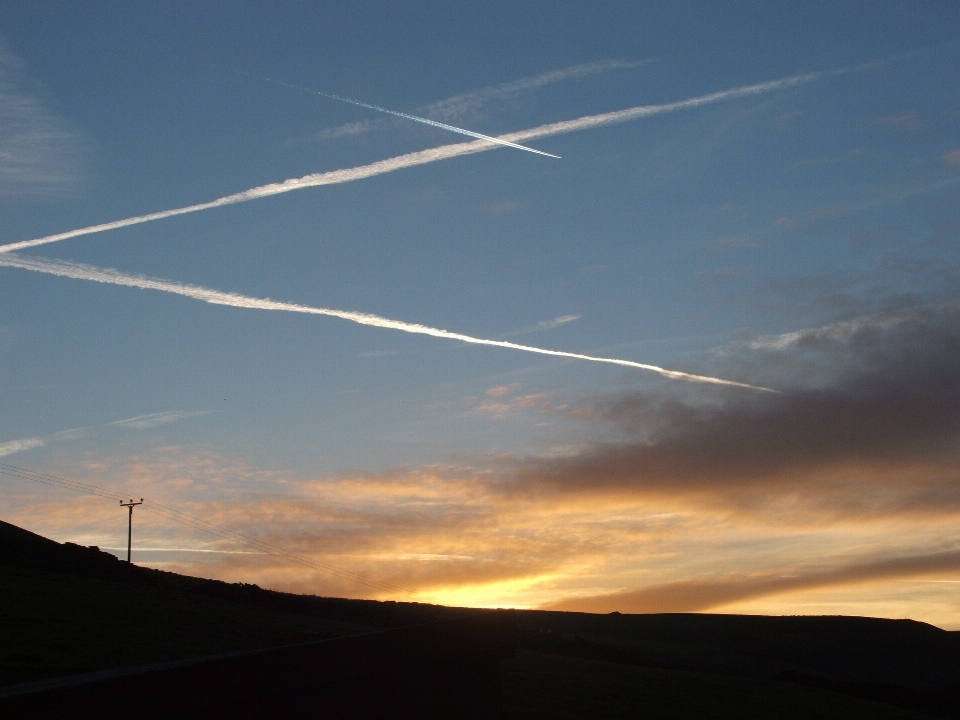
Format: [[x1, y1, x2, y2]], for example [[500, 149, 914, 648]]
[[544, 549, 960, 614]]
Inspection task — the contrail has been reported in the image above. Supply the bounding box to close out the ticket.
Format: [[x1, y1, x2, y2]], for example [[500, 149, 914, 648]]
[[260, 76, 560, 158], [0, 71, 827, 255], [0, 252, 776, 392]]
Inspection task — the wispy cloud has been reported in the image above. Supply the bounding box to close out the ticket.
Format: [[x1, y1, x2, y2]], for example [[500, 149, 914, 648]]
[[0, 38, 86, 199], [537, 315, 580, 331], [425, 60, 649, 121], [110, 410, 215, 430], [0, 252, 769, 390], [0, 70, 828, 255], [502, 314, 581, 338], [740, 306, 928, 351], [314, 59, 647, 140], [0, 437, 44, 457], [314, 121, 372, 141], [866, 111, 923, 130], [941, 149, 960, 167], [0, 410, 212, 457]]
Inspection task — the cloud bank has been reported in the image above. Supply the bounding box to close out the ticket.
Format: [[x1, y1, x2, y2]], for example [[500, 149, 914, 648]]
[[3, 304, 958, 621], [503, 305, 960, 509]]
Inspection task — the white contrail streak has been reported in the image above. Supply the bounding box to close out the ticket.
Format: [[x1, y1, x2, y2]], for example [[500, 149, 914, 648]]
[[315, 92, 561, 158], [262, 76, 560, 158], [0, 72, 826, 255], [0, 252, 775, 392]]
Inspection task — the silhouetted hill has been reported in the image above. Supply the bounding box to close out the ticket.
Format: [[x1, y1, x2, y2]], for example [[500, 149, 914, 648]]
[[3, 518, 958, 718], [517, 610, 960, 687], [0, 518, 463, 686], [0, 518, 463, 628], [513, 607, 960, 716]]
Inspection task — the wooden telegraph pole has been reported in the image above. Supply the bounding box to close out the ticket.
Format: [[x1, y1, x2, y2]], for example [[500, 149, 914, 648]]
[[120, 498, 143, 563]]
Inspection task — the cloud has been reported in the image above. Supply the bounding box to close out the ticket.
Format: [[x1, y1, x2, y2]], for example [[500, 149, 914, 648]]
[[791, 147, 864, 169], [472, 393, 561, 421], [424, 60, 649, 122], [0, 38, 86, 199], [941, 149, 960, 167], [771, 205, 848, 232], [485, 385, 520, 398], [485, 200, 524, 216], [0, 410, 211, 457], [314, 120, 372, 141], [501, 304, 960, 517], [0, 437, 44, 457], [537, 315, 580, 331], [741, 306, 925, 351], [110, 410, 215, 430], [544, 548, 960, 613], [0, 252, 767, 390], [502, 314, 581, 337], [0, 69, 828, 255], [866, 112, 923, 130]]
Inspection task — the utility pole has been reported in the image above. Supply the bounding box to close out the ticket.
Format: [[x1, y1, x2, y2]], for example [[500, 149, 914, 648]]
[[120, 498, 143, 563]]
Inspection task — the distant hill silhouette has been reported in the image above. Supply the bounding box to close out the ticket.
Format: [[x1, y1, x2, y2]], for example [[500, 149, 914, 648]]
[[515, 610, 960, 717]]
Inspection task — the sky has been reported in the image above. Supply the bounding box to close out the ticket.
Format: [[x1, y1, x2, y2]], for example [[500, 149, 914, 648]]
[[2, 1, 960, 626]]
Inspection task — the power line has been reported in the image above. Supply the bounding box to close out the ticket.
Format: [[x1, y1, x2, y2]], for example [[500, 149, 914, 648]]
[[0, 461, 415, 597]]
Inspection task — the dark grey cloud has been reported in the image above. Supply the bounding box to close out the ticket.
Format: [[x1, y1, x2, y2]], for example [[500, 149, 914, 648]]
[[501, 305, 960, 515]]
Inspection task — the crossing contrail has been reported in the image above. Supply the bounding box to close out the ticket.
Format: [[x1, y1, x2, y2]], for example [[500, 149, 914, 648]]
[[0, 71, 827, 255], [0, 252, 776, 392], [260, 75, 560, 158]]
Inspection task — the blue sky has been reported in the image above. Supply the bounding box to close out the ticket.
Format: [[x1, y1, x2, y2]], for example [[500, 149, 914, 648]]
[[3, 2, 960, 623]]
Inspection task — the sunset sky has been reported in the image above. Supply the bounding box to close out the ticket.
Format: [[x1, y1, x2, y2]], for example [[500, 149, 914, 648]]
[[2, 2, 960, 627]]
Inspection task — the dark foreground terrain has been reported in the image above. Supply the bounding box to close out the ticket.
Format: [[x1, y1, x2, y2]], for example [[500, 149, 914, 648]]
[[2, 519, 958, 718]]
